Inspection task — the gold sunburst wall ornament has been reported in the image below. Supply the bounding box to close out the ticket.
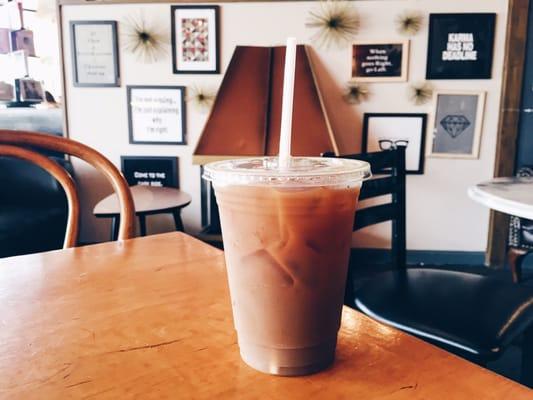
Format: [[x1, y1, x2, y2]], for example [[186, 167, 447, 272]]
[[122, 14, 169, 63], [408, 82, 433, 105], [396, 11, 423, 36], [187, 86, 217, 113], [343, 81, 369, 105], [306, 0, 360, 49]]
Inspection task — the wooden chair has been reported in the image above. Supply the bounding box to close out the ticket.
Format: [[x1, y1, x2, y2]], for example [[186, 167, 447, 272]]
[[324, 147, 533, 387], [0, 130, 135, 246]]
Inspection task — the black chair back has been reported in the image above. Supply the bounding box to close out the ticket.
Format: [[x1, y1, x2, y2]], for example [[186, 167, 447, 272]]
[[324, 147, 407, 270]]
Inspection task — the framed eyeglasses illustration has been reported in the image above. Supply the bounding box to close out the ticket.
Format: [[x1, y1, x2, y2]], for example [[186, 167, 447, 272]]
[[378, 139, 409, 151], [362, 113, 427, 174]]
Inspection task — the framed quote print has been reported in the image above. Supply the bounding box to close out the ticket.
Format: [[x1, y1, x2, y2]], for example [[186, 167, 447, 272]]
[[70, 21, 120, 87], [127, 85, 187, 145], [362, 113, 426, 174], [171, 5, 220, 74], [426, 13, 496, 79], [352, 40, 409, 82], [427, 91, 486, 159], [121, 156, 179, 188]]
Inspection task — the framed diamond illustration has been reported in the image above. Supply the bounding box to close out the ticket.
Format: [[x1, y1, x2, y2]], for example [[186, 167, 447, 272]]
[[427, 91, 485, 159], [171, 5, 220, 74]]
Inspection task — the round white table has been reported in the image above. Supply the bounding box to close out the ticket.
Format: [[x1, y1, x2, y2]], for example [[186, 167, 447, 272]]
[[468, 177, 533, 220], [94, 185, 192, 240], [468, 176, 533, 282]]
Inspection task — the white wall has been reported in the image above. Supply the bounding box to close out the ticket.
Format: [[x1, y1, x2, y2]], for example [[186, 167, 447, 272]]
[[61, 0, 508, 251]]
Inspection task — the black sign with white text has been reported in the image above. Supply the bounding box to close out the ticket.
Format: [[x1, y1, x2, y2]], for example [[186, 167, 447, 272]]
[[426, 13, 496, 79], [121, 156, 179, 188], [352, 42, 407, 82]]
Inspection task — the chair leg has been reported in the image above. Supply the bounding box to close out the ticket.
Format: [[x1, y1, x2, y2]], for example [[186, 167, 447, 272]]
[[344, 266, 355, 308], [172, 209, 185, 232], [522, 325, 533, 388], [139, 215, 147, 236], [110, 216, 120, 241], [508, 248, 527, 283]]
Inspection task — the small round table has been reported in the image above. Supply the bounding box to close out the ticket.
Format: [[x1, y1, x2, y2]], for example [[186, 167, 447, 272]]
[[468, 176, 533, 282], [468, 177, 533, 220], [94, 185, 192, 240]]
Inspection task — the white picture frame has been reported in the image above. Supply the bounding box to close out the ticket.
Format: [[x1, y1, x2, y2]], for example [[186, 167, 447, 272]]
[[363, 113, 427, 174], [427, 91, 486, 159]]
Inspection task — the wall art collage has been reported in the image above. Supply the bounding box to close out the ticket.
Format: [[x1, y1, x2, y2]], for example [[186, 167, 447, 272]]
[[69, 6, 220, 186], [68, 6, 496, 181], [347, 12, 495, 172]]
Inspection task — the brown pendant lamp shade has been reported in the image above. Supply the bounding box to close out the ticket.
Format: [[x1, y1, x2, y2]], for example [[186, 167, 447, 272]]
[[192, 45, 339, 164]]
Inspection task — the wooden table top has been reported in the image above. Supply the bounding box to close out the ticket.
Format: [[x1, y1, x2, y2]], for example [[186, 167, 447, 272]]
[[468, 177, 533, 220], [93, 185, 192, 216], [0, 233, 530, 399]]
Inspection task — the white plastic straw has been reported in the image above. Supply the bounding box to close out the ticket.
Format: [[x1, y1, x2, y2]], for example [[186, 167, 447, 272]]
[[278, 37, 297, 169]]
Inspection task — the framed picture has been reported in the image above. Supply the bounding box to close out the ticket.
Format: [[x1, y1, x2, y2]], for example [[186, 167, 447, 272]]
[[362, 113, 427, 174], [0, 82, 14, 102], [427, 91, 486, 159], [171, 5, 220, 74], [8, 50, 28, 78], [70, 21, 120, 87], [10, 29, 35, 57], [121, 156, 179, 188], [426, 13, 496, 79], [127, 85, 187, 145], [0, 28, 11, 54], [15, 78, 44, 102], [4, 1, 22, 31], [352, 40, 409, 82]]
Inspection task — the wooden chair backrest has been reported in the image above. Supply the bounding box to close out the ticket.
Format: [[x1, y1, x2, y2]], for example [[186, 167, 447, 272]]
[[0, 130, 135, 246]]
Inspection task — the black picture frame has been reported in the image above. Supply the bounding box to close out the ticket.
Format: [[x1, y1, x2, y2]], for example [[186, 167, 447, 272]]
[[426, 13, 496, 80], [15, 78, 44, 103], [121, 156, 179, 188], [362, 113, 427, 175], [171, 5, 220, 74], [70, 20, 120, 87], [127, 85, 187, 145]]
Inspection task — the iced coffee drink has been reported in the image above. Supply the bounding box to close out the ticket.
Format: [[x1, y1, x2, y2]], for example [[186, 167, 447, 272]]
[[203, 157, 370, 376]]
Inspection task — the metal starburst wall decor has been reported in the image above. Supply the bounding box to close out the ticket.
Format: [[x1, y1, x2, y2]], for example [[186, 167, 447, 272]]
[[306, 0, 360, 49], [187, 85, 217, 113], [343, 81, 369, 105], [396, 11, 423, 36], [122, 14, 169, 63], [408, 81, 433, 105]]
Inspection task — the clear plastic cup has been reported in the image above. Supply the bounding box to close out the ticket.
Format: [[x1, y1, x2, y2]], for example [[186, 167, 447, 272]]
[[203, 157, 371, 376]]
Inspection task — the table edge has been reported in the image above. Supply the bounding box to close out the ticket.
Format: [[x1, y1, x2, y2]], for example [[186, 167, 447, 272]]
[[468, 185, 533, 220]]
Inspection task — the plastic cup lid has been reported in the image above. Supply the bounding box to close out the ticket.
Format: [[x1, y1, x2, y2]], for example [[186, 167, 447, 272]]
[[203, 156, 371, 187]]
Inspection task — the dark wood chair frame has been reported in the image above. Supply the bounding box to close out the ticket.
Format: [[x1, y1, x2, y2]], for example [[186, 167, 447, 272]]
[[324, 147, 406, 305], [324, 147, 533, 387]]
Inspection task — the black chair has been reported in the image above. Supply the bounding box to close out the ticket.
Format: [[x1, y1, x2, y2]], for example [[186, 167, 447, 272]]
[[324, 147, 533, 387], [0, 132, 72, 258]]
